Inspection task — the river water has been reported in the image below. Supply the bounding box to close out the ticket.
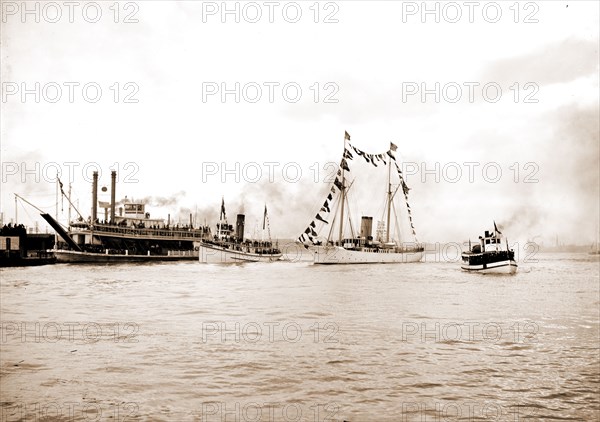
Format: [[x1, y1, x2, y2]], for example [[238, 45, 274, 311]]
[[1, 253, 598, 421]]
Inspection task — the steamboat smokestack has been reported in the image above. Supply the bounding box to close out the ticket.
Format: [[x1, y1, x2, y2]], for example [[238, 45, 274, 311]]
[[110, 171, 116, 223], [360, 216, 373, 239], [236, 214, 245, 241], [92, 171, 98, 222]]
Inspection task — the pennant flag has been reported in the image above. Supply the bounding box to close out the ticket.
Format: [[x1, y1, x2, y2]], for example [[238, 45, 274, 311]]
[[362, 154, 371, 164], [390, 142, 398, 151], [344, 149, 354, 160], [331, 186, 336, 194], [310, 221, 316, 228], [494, 221, 502, 234], [337, 169, 342, 176], [315, 214, 329, 224], [327, 193, 333, 201], [304, 227, 311, 234], [387, 150, 396, 160], [322, 200, 330, 213], [310, 227, 318, 237], [334, 177, 343, 190], [401, 180, 410, 195], [340, 158, 350, 172], [344, 131, 351, 141], [57, 177, 65, 195]]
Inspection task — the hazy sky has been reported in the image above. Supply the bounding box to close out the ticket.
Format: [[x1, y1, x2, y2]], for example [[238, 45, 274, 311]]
[[1, 0, 598, 245]]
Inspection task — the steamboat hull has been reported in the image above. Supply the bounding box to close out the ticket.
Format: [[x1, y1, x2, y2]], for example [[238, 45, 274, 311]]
[[313, 246, 424, 264], [461, 257, 518, 274], [54, 249, 198, 263], [199, 243, 282, 263]]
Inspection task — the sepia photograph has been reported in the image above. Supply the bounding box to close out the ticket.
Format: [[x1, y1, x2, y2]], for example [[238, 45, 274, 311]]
[[1, 1, 599, 420]]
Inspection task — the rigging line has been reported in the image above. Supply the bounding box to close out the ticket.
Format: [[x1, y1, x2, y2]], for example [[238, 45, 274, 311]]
[[391, 183, 401, 201], [343, 179, 356, 239], [391, 199, 401, 245], [327, 194, 342, 242], [59, 187, 88, 226], [14, 193, 70, 231], [17, 200, 36, 227], [344, 183, 355, 239]]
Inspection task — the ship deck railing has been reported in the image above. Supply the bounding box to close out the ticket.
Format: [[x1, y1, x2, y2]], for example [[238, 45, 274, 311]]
[[77, 224, 210, 240]]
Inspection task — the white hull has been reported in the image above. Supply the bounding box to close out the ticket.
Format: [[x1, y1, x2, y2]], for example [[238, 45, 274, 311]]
[[199, 244, 282, 264], [461, 260, 518, 274], [312, 246, 424, 264]]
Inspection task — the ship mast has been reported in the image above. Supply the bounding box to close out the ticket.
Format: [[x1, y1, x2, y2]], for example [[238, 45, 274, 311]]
[[338, 136, 347, 244], [386, 155, 392, 243]]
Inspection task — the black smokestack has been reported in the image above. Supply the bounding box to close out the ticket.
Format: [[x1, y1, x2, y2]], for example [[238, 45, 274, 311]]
[[110, 171, 116, 223], [92, 171, 98, 222], [360, 216, 373, 239], [236, 214, 245, 241]]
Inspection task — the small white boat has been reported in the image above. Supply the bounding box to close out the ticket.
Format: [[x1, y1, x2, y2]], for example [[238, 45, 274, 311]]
[[461, 224, 517, 274]]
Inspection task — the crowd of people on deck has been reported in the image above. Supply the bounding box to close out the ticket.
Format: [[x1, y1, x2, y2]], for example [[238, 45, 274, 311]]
[[1, 224, 27, 236]]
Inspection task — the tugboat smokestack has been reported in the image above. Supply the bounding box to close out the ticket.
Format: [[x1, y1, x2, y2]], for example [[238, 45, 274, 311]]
[[92, 171, 98, 222], [236, 214, 245, 241], [110, 170, 117, 223]]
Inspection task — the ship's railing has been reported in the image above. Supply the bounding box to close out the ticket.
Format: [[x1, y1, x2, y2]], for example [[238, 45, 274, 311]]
[[203, 239, 281, 255], [84, 224, 210, 239], [167, 250, 199, 257]]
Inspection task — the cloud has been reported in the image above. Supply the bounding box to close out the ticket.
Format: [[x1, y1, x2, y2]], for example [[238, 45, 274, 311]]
[[481, 38, 599, 87]]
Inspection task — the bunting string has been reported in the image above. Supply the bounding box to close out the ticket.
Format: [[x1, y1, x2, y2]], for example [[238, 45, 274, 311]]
[[298, 136, 418, 245]]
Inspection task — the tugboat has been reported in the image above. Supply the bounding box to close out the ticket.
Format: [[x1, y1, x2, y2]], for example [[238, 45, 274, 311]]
[[461, 223, 517, 274], [199, 199, 282, 263]]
